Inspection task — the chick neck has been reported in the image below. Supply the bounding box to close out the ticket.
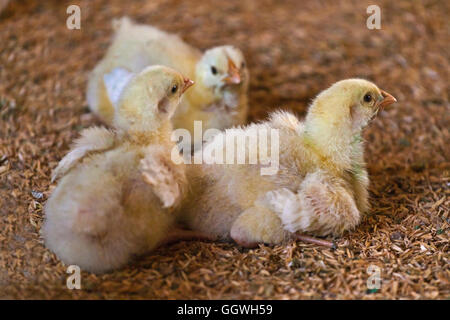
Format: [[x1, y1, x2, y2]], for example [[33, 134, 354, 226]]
[[303, 105, 364, 172], [118, 120, 174, 147]]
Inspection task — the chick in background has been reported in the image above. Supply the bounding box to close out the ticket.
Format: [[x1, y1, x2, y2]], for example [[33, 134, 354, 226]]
[[87, 17, 249, 150], [180, 79, 397, 247], [43, 66, 194, 273]]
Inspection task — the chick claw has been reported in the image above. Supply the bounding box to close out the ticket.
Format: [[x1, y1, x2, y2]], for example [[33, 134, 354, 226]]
[[140, 156, 180, 208]]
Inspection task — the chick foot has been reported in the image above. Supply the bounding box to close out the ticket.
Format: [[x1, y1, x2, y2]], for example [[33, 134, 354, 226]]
[[230, 206, 289, 248]]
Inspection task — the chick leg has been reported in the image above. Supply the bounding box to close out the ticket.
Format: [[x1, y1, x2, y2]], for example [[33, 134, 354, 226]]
[[230, 206, 289, 248], [229, 206, 335, 248], [158, 226, 214, 247], [295, 234, 336, 249], [264, 171, 361, 237]]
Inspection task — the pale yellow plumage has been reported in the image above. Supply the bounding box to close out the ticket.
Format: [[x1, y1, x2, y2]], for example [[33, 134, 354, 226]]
[[179, 79, 397, 247], [43, 66, 192, 273], [87, 17, 249, 149]]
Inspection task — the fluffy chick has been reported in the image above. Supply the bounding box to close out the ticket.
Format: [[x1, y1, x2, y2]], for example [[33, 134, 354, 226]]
[[180, 79, 396, 247], [87, 17, 249, 149], [43, 65, 193, 273]]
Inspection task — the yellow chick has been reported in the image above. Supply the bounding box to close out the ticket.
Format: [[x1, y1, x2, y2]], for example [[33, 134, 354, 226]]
[[87, 17, 249, 149], [43, 65, 194, 273], [180, 79, 396, 247]]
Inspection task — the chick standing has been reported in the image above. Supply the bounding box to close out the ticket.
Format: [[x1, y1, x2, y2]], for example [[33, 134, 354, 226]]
[[87, 17, 249, 149], [180, 79, 396, 247], [43, 66, 194, 273]]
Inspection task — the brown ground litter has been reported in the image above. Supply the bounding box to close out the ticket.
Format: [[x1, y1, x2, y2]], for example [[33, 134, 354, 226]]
[[0, 0, 448, 299]]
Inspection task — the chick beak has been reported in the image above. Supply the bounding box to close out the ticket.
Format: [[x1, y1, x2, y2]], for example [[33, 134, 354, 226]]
[[378, 90, 397, 110], [181, 78, 194, 94], [223, 58, 241, 85]]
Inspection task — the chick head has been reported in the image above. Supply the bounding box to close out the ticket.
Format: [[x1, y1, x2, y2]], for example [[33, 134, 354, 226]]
[[113, 65, 194, 132], [307, 78, 397, 132], [195, 45, 248, 96]]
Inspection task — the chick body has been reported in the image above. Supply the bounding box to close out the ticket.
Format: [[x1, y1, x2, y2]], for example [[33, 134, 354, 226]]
[[43, 66, 191, 273], [87, 17, 249, 148], [180, 79, 396, 246], [44, 141, 179, 273]]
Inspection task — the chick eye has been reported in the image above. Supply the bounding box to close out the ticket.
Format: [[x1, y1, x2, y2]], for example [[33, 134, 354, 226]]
[[211, 66, 217, 75], [241, 62, 245, 68], [171, 84, 178, 94], [363, 93, 372, 103]]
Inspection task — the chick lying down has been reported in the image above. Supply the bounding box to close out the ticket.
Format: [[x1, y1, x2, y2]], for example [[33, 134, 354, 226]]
[[43, 66, 195, 273], [181, 79, 397, 248]]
